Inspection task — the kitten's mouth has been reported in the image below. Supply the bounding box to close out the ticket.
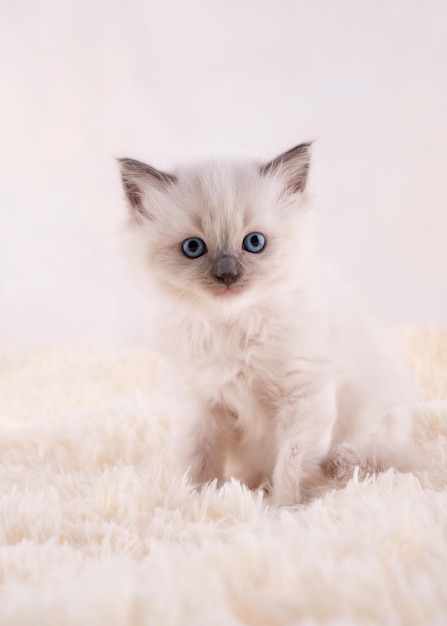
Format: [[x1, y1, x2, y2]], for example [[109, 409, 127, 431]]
[[214, 286, 240, 297]]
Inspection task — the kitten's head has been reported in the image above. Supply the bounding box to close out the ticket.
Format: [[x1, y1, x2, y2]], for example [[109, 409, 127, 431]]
[[119, 144, 313, 317]]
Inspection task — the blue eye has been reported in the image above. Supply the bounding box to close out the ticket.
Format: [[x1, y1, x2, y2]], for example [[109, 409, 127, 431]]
[[242, 232, 266, 253], [181, 237, 207, 258]]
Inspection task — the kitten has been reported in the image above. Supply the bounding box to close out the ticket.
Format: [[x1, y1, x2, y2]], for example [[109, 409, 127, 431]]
[[119, 144, 417, 505]]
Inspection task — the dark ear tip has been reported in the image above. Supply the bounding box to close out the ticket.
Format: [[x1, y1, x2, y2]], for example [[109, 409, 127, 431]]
[[117, 158, 130, 176], [291, 141, 313, 153], [260, 141, 312, 193], [117, 157, 178, 189], [117, 157, 139, 172], [289, 141, 315, 154]]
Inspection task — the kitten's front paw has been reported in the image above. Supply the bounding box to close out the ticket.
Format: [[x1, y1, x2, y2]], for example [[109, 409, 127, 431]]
[[187, 467, 220, 488], [271, 439, 304, 506], [270, 492, 303, 507], [270, 479, 302, 507], [323, 445, 359, 481]]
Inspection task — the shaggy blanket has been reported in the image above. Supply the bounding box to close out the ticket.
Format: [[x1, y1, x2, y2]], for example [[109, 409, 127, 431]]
[[0, 329, 446, 625]]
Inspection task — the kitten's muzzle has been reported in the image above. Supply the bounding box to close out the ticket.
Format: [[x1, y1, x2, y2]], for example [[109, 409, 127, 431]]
[[212, 254, 241, 286]]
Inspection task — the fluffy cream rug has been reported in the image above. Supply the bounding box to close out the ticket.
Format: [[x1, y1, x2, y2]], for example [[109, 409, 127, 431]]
[[1, 329, 446, 625]]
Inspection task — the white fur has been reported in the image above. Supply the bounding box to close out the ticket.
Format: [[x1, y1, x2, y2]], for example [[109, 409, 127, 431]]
[[121, 149, 417, 505]]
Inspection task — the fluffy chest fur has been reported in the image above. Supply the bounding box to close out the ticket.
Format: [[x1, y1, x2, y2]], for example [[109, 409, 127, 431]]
[[168, 300, 330, 432], [174, 310, 282, 417]]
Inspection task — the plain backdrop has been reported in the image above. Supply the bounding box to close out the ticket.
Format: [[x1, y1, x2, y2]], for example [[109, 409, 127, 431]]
[[0, 0, 446, 346]]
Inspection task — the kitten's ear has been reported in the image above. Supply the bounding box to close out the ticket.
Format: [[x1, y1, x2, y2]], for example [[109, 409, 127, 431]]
[[118, 157, 177, 220], [260, 143, 312, 193]]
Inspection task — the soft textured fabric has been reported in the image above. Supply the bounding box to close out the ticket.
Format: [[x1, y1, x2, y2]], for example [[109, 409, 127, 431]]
[[0, 329, 446, 625]]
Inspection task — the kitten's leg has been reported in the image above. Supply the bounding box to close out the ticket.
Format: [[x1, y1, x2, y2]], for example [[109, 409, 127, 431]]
[[174, 404, 234, 486], [323, 407, 417, 482], [322, 443, 361, 481], [228, 429, 274, 491], [271, 383, 337, 506]]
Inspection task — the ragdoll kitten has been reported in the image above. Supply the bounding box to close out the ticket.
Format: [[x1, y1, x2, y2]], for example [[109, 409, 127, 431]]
[[119, 143, 416, 505]]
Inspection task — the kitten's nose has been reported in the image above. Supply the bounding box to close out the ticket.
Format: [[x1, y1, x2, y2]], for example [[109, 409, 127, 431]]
[[213, 254, 241, 286]]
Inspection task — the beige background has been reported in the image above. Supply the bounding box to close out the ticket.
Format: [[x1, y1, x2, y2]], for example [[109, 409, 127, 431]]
[[1, 0, 446, 345]]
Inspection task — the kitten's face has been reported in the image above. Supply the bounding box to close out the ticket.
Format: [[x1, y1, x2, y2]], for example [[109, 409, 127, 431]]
[[120, 144, 311, 315]]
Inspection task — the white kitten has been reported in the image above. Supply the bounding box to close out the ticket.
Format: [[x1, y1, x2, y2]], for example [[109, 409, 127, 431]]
[[119, 144, 417, 505]]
